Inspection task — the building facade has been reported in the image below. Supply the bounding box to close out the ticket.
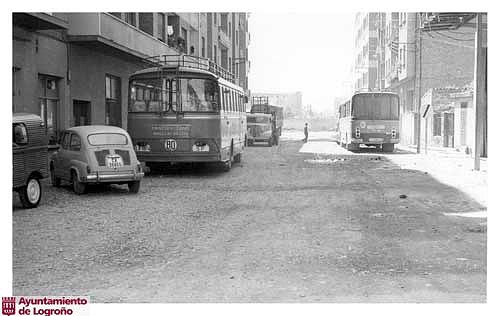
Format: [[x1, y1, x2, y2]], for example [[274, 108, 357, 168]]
[[12, 12, 251, 144], [355, 12, 476, 148], [353, 12, 379, 91]]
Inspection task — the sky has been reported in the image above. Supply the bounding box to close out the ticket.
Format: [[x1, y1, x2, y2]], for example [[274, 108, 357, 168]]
[[248, 13, 355, 114]]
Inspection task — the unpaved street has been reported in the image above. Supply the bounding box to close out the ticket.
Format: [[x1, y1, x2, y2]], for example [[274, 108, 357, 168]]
[[13, 138, 486, 302]]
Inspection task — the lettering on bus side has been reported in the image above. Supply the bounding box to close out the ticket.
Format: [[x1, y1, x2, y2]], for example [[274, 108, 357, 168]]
[[152, 124, 191, 137]]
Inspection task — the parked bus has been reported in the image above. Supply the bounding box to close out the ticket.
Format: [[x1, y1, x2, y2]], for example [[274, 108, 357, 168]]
[[338, 91, 400, 152], [127, 55, 247, 171]]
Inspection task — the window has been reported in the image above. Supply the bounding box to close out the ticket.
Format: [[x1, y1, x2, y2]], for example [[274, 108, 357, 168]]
[[13, 123, 28, 146], [214, 45, 217, 63], [109, 12, 121, 19], [352, 94, 399, 120], [179, 78, 219, 112], [69, 134, 81, 151], [214, 13, 217, 25], [158, 13, 166, 42], [461, 102, 468, 108], [88, 133, 128, 146], [139, 13, 154, 36], [433, 113, 442, 136], [201, 36, 206, 57], [105, 75, 121, 126], [125, 13, 136, 26], [61, 132, 70, 150], [129, 78, 166, 112], [39, 75, 59, 144]]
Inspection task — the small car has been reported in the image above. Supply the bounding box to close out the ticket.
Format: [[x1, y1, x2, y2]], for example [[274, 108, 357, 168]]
[[13, 113, 49, 208], [50, 125, 144, 194]]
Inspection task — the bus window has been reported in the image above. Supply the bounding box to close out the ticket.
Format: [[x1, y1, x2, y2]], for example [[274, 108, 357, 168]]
[[129, 79, 163, 112], [171, 80, 178, 111], [179, 78, 218, 112]]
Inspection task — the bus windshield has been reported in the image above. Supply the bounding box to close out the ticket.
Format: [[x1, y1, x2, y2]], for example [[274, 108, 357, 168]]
[[179, 78, 219, 112], [129, 78, 167, 112], [352, 94, 399, 120], [247, 116, 270, 124]]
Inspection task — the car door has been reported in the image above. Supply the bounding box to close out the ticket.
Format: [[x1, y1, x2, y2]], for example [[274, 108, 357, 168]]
[[12, 123, 28, 188]]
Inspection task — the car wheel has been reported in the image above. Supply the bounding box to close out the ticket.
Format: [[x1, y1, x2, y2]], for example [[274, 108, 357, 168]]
[[128, 181, 141, 193], [19, 176, 42, 208], [50, 165, 61, 187], [71, 170, 87, 195]]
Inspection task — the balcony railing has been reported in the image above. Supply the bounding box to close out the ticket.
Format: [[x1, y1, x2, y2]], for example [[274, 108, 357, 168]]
[[65, 13, 177, 59]]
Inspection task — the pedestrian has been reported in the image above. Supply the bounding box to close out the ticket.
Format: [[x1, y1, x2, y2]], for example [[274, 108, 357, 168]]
[[303, 122, 309, 143]]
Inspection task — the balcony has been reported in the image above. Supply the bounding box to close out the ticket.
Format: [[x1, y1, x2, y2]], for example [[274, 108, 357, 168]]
[[64, 13, 177, 60], [13, 13, 68, 30]]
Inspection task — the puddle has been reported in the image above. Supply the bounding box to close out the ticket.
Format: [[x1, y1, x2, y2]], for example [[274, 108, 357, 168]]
[[304, 158, 346, 165], [443, 211, 487, 218]]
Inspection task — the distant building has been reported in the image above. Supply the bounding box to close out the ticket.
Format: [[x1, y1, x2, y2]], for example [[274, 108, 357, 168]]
[[13, 12, 251, 144], [251, 92, 303, 118]]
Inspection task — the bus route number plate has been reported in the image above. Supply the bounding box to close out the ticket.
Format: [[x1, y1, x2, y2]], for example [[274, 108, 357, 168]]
[[165, 139, 177, 151]]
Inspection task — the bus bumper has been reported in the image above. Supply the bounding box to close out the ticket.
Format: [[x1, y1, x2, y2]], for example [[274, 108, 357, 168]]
[[136, 152, 222, 163]]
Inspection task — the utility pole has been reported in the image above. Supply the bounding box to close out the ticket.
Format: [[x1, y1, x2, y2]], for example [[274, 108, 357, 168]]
[[416, 13, 423, 154], [473, 13, 486, 170]]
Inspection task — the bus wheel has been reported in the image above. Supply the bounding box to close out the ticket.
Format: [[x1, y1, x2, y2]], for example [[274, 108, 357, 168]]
[[222, 159, 232, 171], [234, 153, 242, 163], [382, 143, 395, 152]]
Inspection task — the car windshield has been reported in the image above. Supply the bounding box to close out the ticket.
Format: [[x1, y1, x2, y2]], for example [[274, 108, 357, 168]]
[[179, 78, 219, 112], [87, 133, 128, 146], [352, 94, 400, 120]]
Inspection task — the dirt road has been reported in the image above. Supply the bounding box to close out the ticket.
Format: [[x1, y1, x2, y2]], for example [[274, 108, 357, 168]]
[[12, 139, 486, 302]]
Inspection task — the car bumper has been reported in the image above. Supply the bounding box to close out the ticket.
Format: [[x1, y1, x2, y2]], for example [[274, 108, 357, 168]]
[[84, 172, 144, 183]]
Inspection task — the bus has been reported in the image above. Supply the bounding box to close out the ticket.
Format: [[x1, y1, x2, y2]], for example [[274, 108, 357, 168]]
[[127, 55, 247, 171], [246, 112, 273, 146], [338, 91, 400, 152]]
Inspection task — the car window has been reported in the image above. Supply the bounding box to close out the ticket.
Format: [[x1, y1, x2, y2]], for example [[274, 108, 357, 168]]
[[61, 132, 70, 150], [69, 134, 81, 151], [87, 133, 128, 146], [13, 123, 28, 146]]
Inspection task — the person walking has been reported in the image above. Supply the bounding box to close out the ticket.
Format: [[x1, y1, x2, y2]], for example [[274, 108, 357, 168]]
[[303, 122, 309, 143]]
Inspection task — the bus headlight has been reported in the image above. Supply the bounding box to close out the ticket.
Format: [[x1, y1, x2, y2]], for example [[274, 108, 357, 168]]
[[355, 127, 361, 138], [391, 129, 397, 139], [135, 142, 151, 152]]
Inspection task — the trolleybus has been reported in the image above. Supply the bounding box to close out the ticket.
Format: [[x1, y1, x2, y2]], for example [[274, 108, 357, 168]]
[[338, 91, 400, 152], [127, 55, 247, 171]]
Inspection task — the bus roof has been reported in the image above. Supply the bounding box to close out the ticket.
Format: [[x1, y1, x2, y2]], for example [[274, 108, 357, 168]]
[[130, 66, 245, 93], [352, 91, 399, 97]]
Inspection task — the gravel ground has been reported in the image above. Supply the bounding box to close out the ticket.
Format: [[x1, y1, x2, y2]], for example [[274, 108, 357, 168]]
[[12, 139, 486, 302]]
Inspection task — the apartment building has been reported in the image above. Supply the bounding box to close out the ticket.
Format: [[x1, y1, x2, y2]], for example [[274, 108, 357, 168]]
[[12, 12, 250, 144], [364, 12, 475, 147], [353, 12, 379, 91]]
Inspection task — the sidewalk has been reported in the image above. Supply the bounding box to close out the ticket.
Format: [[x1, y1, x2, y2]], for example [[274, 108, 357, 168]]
[[392, 144, 488, 208]]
